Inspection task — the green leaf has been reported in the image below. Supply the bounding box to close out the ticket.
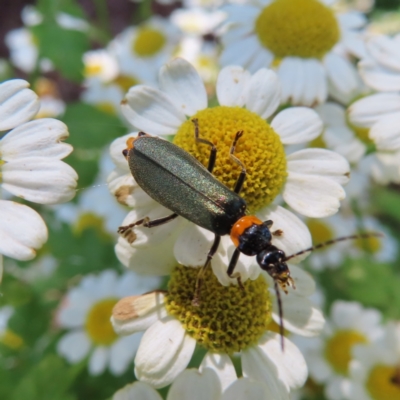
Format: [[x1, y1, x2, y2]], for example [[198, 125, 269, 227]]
[[372, 187, 400, 223], [61, 102, 127, 149], [60, 102, 127, 187], [319, 256, 400, 319], [11, 355, 80, 400]]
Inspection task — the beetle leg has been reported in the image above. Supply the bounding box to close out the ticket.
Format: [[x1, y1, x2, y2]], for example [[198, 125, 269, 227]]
[[118, 213, 178, 242], [226, 248, 245, 290], [272, 229, 283, 236], [192, 234, 221, 306], [229, 131, 246, 194], [192, 118, 217, 173], [142, 213, 178, 227]]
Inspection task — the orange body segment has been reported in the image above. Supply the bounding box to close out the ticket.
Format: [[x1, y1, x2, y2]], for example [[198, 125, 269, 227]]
[[230, 215, 263, 247]]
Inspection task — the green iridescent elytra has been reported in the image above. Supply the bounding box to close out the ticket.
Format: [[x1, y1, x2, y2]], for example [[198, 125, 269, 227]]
[[128, 136, 246, 236]]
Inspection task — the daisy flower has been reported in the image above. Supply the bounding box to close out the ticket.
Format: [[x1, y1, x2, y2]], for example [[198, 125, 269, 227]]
[[348, 92, 400, 184], [220, 0, 366, 106], [113, 367, 276, 399], [112, 263, 324, 396], [295, 300, 384, 400], [56, 269, 161, 376], [348, 217, 397, 263], [108, 16, 181, 77], [5, 28, 40, 74], [109, 58, 350, 279], [81, 49, 158, 117], [343, 321, 400, 400], [304, 212, 355, 271], [0, 79, 77, 279]]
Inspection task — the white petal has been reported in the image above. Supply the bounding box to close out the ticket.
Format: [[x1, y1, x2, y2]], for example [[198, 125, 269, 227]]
[[0, 200, 47, 260], [57, 330, 91, 363], [324, 53, 359, 96], [302, 59, 327, 106], [246, 49, 274, 75], [284, 149, 349, 218], [159, 58, 207, 116], [219, 36, 260, 72], [109, 132, 135, 171], [242, 340, 290, 400], [89, 346, 109, 375], [367, 35, 400, 72], [167, 368, 221, 400], [174, 224, 215, 267], [108, 169, 155, 209], [1, 119, 72, 160], [2, 157, 78, 204], [135, 317, 196, 388], [115, 236, 177, 275], [216, 66, 251, 107], [369, 113, 400, 151], [338, 12, 366, 29], [257, 206, 311, 262], [221, 378, 273, 400], [113, 382, 162, 400], [121, 85, 185, 136], [271, 108, 323, 145], [287, 265, 315, 297], [277, 57, 305, 106], [244, 68, 280, 119], [258, 333, 308, 390], [274, 295, 325, 336], [0, 79, 39, 131], [112, 292, 168, 335], [200, 352, 237, 393], [359, 59, 400, 92], [348, 93, 400, 128]]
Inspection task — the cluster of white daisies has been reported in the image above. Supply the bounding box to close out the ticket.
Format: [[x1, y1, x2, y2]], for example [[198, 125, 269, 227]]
[[1, 1, 400, 400]]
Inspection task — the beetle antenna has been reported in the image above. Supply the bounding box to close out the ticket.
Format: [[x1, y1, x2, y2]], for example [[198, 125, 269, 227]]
[[284, 232, 384, 262], [274, 280, 285, 352]]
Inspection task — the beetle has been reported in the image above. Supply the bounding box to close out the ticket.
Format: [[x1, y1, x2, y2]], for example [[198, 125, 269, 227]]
[[118, 119, 381, 348], [118, 119, 294, 297]]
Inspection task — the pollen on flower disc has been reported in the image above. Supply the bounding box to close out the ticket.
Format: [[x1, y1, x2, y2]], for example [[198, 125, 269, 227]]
[[366, 364, 400, 400], [133, 27, 166, 57], [255, 0, 340, 59], [324, 330, 368, 375], [173, 106, 287, 213], [165, 265, 272, 354], [85, 298, 119, 346]]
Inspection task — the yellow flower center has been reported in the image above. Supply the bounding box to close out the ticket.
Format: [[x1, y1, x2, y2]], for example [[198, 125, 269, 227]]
[[307, 218, 334, 250], [347, 118, 374, 147], [0, 329, 24, 349], [355, 235, 382, 254], [254, 0, 340, 59], [173, 106, 287, 212], [325, 330, 368, 375], [165, 265, 272, 354], [366, 364, 400, 400], [73, 212, 111, 241], [85, 298, 119, 345], [133, 27, 166, 57], [113, 74, 140, 93], [96, 102, 117, 115], [85, 64, 102, 78]]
